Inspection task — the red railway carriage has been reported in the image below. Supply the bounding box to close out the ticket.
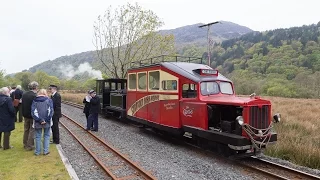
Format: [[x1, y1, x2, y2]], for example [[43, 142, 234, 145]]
[[96, 55, 279, 156]]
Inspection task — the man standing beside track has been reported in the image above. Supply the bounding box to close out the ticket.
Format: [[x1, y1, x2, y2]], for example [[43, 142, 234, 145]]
[[49, 84, 61, 144], [22, 81, 38, 151], [86, 90, 100, 132]]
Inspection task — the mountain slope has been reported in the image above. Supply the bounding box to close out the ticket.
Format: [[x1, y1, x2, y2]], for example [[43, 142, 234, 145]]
[[160, 21, 253, 48], [28, 51, 97, 79], [25, 21, 252, 78]]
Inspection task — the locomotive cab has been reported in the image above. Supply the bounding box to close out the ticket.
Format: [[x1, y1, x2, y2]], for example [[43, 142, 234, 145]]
[[96, 79, 127, 119], [178, 67, 278, 155]]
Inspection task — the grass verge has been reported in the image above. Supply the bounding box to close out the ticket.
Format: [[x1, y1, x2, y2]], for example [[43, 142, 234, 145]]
[[0, 122, 70, 180]]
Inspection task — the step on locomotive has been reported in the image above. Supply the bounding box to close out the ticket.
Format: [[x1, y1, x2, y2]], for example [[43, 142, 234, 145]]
[[95, 55, 280, 157]]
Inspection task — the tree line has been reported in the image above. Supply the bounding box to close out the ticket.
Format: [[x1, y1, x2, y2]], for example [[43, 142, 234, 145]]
[[0, 70, 99, 91]]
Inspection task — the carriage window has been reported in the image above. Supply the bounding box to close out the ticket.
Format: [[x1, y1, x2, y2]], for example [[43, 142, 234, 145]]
[[149, 71, 160, 90], [182, 83, 197, 98], [111, 82, 116, 90], [128, 74, 136, 90], [96, 82, 103, 95], [138, 72, 147, 90], [117, 83, 122, 90], [104, 82, 110, 90], [162, 80, 177, 91]]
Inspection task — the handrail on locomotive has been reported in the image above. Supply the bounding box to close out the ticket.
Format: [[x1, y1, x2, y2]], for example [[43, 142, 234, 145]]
[[130, 55, 203, 68]]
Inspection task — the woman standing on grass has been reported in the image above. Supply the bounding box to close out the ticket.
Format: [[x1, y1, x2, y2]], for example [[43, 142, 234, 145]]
[[31, 89, 54, 156], [0, 87, 15, 150]]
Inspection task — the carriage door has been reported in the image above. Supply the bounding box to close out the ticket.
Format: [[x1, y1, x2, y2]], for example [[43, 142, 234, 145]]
[[159, 71, 180, 128]]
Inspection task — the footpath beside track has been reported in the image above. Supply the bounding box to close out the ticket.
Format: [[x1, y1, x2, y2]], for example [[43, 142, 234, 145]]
[[60, 111, 157, 180], [61, 100, 320, 180]]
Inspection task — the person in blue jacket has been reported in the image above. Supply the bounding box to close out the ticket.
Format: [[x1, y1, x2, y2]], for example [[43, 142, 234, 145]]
[[31, 89, 54, 156], [0, 87, 15, 150]]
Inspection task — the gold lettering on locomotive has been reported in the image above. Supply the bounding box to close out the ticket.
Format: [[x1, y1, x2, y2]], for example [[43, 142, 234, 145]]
[[129, 94, 161, 116]]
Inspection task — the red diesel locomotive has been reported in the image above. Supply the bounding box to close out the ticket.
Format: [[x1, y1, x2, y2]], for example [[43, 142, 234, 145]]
[[96, 55, 279, 156]]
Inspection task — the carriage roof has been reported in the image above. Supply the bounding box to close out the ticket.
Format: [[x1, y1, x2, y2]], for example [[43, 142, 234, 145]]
[[128, 55, 232, 83], [161, 62, 232, 83]]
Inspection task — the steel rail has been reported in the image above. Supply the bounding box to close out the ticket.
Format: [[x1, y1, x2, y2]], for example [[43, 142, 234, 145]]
[[247, 156, 320, 180], [237, 161, 290, 180], [59, 119, 118, 179], [62, 100, 84, 109], [62, 100, 320, 180], [60, 113, 157, 180]]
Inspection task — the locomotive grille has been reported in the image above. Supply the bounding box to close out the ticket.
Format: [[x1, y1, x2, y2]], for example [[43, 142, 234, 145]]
[[249, 105, 270, 129]]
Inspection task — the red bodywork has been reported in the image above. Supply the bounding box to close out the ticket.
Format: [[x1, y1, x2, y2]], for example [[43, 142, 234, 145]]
[[127, 63, 273, 140]]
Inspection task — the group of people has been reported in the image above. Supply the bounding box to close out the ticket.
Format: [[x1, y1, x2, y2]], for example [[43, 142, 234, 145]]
[[83, 90, 100, 131], [0, 81, 61, 156]]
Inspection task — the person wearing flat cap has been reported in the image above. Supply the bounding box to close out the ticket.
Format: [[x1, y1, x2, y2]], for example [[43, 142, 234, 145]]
[[86, 90, 100, 131], [49, 85, 61, 144]]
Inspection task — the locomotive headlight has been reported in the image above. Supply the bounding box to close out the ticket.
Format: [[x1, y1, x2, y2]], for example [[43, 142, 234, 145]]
[[236, 116, 244, 126], [273, 113, 281, 123]]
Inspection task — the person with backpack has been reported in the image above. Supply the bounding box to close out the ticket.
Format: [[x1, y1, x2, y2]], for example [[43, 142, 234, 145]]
[[31, 89, 54, 156], [10, 85, 24, 122]]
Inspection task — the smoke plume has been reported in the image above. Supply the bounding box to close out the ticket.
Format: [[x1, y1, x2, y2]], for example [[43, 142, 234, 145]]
[[59, 62, 102, 79]]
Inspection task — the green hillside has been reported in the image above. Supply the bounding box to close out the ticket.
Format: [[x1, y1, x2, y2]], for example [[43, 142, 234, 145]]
[[188, 21, 320, 98]]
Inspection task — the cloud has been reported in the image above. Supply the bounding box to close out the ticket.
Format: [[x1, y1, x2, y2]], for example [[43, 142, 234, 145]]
[[58, 62, 102, 79]]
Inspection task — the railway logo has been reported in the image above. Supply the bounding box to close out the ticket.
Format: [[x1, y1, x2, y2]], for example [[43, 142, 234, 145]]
[[183, 106, 193, 117]]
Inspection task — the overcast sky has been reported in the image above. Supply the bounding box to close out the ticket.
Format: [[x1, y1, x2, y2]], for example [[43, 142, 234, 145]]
[[0, 0, 319, 74]]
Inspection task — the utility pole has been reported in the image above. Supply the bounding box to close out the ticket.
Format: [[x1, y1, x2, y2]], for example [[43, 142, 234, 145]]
[[199, 21, 220, 67]]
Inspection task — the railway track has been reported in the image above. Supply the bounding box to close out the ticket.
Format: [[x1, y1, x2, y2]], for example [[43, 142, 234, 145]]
[[62, 100, 320, 180], [238, 156, 320, 180], [60, 111, 157, 180]]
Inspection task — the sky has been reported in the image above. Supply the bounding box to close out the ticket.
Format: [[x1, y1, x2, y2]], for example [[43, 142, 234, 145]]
[[0, 0, 319, 74]]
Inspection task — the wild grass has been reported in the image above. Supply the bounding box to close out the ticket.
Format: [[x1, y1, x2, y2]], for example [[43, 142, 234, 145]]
[[263, 96, 320, 170], [61, 92, 320, 170], [60, 91, 85, 104], [0, 123, 70, 180]]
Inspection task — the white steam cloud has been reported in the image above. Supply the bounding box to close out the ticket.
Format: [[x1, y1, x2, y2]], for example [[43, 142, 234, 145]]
[[59, 62, 102, 79]]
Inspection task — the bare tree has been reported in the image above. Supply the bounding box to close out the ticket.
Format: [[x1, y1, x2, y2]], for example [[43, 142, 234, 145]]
[[93, 2, 175, 78]]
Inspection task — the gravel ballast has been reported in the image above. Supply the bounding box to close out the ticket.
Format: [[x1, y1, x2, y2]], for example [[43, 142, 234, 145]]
[[59, 123, 111, 180], [62, 104, 253, 180]]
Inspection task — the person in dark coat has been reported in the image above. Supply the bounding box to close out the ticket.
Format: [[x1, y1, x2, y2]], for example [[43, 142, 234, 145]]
[[10, 85, 24, 122], [83, 91, 93, 129], [0, 87, 15, 150], [22, 81, 38, 151], [86, 90, 100, 131], [49, 84, 61, 144]]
